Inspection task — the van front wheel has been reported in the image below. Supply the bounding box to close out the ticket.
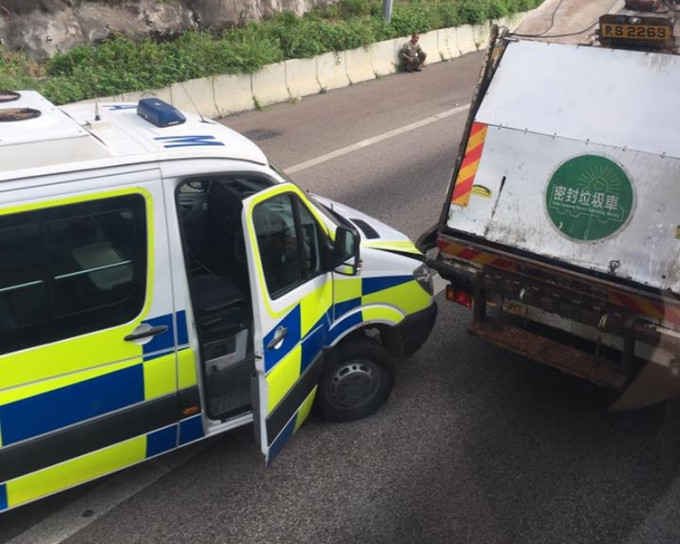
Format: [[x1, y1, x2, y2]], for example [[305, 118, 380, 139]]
[[318, 340, 395, 422]]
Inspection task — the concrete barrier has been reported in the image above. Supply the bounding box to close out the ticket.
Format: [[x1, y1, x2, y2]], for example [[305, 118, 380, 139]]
[[252, 62, 290, 107], [67, 12, 541, 117], [505, 12, 527, 32], [493, 16, 510, 30], [371, 38, 399, 77], [72, 94, 124, 106], [285, 58, 321, 98], [213, 73, 253, 116], [317, 51, 350, 91], [345, 46, 375, 85], [171, 77, 218, 119], [457, 24, 477, 55], [473, 22, 492, 51], [418, 30, 440, 64], [123, 87, 172, 105], [438, 28, 460, 60]]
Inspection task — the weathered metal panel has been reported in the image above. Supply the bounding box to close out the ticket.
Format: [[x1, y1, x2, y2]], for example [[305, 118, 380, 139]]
[[446, 39, 680, 294], [476, 40, 680, 159], [448, 126, 680, 293]]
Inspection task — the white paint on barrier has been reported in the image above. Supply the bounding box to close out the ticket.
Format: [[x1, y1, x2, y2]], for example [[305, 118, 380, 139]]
[[345, 46, 376, 85], [457, 24, 477, 55], [71, 94, 124, 106], [417, 30, 439, 64], [473, 22, 492, 50], [213, 73, 253, 116], [122, 87, 172, 105], [171, 76, 219, 119], [370, 38, 399, 77], [438, 28, 460, 60], [285, 58, 321, 98], [317, 51, 350, 91], [252, 62, 290, 106]]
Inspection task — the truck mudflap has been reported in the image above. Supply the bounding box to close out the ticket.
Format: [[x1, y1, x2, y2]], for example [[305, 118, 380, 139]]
[[610, 358, 680, 412], [429, 244, 680, 411], [610, 324, 680, 411]]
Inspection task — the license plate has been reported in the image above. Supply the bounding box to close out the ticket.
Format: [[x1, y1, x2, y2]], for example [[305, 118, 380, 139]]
[[600, 23, 670, 40]]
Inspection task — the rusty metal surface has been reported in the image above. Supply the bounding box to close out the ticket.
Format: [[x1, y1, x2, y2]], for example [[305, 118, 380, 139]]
[[468, 318, 627, 390]]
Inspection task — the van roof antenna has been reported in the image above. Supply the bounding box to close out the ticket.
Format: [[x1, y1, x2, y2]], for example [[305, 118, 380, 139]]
[[180, 82, 208, 124], [95, 101, 101, 122]]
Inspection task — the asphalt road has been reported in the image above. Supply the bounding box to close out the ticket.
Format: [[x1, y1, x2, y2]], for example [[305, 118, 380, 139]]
[[2, 53, 680, 544]]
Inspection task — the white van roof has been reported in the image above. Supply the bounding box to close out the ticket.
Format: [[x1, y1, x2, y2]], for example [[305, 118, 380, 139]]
[[476, 39, 680, 159], [0, 91, 268, 181]]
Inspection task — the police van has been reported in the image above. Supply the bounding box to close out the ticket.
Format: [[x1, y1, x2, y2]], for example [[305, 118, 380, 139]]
[[0, 91, 437, 512]]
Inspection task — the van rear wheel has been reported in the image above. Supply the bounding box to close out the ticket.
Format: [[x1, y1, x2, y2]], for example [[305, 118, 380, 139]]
[[318, 339, 395, 422]]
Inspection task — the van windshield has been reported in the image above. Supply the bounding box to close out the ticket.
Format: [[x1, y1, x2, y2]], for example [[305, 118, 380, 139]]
[[269, 162, 343, 228]]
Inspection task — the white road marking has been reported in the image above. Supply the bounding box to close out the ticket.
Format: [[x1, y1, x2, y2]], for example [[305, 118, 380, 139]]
[[6, 106, 464, 544], [286, 104, 470, 174]]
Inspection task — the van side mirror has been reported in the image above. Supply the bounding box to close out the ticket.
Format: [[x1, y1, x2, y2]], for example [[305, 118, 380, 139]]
[[333, 225, 361, 276]]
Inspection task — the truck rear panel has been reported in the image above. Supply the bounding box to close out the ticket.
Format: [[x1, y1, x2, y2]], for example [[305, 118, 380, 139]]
[[432, 33, 680, 409], [444, 39, 680, 295]]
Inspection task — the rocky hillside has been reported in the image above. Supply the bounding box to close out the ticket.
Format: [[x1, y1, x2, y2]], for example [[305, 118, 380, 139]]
[[0, 0, 337, 60]]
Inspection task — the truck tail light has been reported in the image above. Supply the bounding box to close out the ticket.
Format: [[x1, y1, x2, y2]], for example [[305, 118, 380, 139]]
[[446, 285, 472, 308]]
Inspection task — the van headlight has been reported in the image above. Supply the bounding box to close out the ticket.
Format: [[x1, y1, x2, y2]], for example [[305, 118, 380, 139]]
[[413, 263, 436, 295]]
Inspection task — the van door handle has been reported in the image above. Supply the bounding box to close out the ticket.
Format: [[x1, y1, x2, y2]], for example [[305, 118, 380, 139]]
[[124, 325, 168, 342], [266, 326, 288, 350]]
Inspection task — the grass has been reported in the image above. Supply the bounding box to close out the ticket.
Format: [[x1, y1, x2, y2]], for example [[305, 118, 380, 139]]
[[0, 0, 543, 104]]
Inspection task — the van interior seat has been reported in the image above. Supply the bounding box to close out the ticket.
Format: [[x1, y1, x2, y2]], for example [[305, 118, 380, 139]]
[[206, 182, 249, 287], [191, 274, 244, 315], [208, 182, 242, 235]]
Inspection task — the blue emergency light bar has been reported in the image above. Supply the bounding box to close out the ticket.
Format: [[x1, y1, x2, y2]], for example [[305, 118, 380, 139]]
[[137, 97, 186, 128]]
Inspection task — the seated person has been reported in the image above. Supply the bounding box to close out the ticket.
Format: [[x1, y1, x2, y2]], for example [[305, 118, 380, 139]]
[[399, 32, 427, 72]]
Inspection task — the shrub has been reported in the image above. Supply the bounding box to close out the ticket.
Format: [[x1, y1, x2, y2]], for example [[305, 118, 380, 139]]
[[437, 3, 462, 28], [5, 0, 544, 104], [323, 19, 375, 50], [487, 0, 510, 19], [37, 76, 85, 105], [338, 0, 374, 18], [0, 47, 43, 81], [220, 24, 284, 73], [459, 0, 489, 24], [389, 3, 436, 36], [264, 14, 326, 58]]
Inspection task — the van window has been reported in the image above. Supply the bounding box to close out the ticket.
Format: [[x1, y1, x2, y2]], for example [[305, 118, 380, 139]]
[[252, 193, 324, 299], [0, 194, 147, 355], [299, 200, 322, 276]]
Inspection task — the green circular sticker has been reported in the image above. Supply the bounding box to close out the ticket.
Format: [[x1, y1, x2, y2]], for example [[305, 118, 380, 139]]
[[546, 155, 634, 241]]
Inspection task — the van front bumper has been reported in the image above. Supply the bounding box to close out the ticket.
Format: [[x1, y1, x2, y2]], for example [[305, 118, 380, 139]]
[[398, 302, 438, 359]]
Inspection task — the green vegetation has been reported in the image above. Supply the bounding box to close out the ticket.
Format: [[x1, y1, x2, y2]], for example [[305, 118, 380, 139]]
[[0, 0, 542, 104]]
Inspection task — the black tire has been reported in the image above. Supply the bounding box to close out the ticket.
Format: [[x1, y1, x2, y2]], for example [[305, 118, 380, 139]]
[[318, 339, 396, 422]]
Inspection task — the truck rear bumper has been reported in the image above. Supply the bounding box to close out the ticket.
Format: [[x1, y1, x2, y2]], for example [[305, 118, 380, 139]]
[[468, 318, 627, 390], [429, 242, 680, 410]]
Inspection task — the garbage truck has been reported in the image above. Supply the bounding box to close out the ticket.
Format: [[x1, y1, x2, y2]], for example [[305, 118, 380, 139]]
[[418, 25, 680, 410]]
